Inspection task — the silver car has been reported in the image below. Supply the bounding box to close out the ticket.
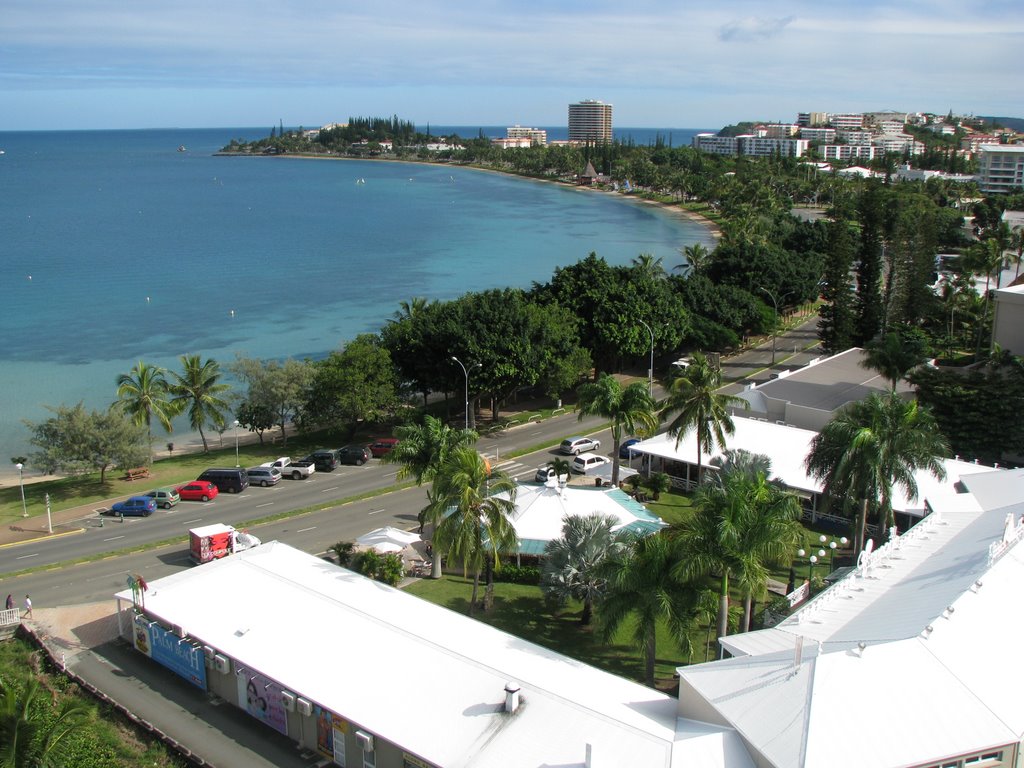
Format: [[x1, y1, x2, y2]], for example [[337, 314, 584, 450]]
[[246, 466, 282, 487]]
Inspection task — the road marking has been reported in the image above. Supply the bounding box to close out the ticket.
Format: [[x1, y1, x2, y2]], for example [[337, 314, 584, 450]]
[[368, 509, 384, 515], [15, 553, 39, 560], [297, 526, 316, 533], [102, 536, 126, 542], [183, 518, 203, 525], [256, 502, 274, 508], [319, 486, 339, 493], [383, 471, 398, 480]]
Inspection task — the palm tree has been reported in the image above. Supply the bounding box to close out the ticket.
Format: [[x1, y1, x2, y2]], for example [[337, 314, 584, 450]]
[[673, 460, 801, 653], [674, 242, 710, 277], [542, 515, 624, 626], [660, 352, 747, 486], [113, 360, 178, 448], [806, 392, 949, 554], [0, 677, 92, 767], [168, 355, 231, 453], [861, 331, 928, 390], [597, 532, 701, 687], [425, 447, 518, 614], [576, 375, 658, 486], [392, 296, 429, 322], [630, 253, 665, 279], [382, 415, 478, 532], [1009, 228, 1024, 280]]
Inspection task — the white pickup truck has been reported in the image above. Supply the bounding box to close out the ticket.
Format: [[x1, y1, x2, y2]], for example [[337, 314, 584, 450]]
[[260, 456, 316, 480]]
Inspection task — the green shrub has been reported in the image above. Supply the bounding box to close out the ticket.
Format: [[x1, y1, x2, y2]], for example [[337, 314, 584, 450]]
[[494, 564, 541, 585]]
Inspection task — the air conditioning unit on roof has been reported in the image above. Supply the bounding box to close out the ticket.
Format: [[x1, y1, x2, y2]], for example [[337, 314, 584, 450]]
[[280, 691, 296, 711], [214, 654, 231, 674], [296, 697, 313, 717]]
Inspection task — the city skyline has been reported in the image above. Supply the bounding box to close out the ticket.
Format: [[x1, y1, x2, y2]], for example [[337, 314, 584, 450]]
[[2, 0, 1022, 131]]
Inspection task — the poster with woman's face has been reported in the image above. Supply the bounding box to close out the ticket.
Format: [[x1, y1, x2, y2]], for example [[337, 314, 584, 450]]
[[236, 671, 288, 735]]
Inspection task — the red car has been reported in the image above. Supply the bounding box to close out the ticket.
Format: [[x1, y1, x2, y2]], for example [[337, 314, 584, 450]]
[[369, 438, 399, 458], [176, 481, 219, 502]]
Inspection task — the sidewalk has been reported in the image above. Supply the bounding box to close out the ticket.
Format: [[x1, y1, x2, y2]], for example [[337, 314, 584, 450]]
[[28, 603, 313, 768]]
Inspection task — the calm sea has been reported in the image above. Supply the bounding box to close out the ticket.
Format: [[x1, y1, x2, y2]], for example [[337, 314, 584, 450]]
[[0, 127, 713, 469]]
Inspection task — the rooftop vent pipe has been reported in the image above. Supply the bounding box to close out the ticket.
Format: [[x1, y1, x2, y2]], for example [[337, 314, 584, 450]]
[[504, 681, 521, 713]]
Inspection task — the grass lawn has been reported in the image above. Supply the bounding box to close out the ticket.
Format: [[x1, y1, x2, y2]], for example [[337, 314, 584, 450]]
[[406, 574, 711, 692]]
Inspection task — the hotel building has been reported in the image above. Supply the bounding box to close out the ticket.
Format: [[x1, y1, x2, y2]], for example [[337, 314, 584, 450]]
[[568, 100, 613, 143]]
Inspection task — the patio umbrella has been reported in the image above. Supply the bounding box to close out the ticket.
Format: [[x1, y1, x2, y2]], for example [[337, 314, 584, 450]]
[[368, 541, 404, 554], [355, 526, 421, 549]]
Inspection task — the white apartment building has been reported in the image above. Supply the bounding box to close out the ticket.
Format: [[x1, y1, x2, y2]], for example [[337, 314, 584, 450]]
[[568, 100, 613, 142], [763, 123, 800, 139], [492, 137, 534, 149], [872, 133, 924, 155], [926, 123, 957, 136], [836, 129, 873, 145], [800, 127, 836, 143], [978, 145, 1024, 193], [692, 133, 740, 155], [692, 134, 808, 157], [822, 144, 877, 161], [828, 113, 865, 130], [506, 125, 547, 145], [961, 134, 1002, 153], [877, 119, 907, 134], [797, 112, 828, 127]]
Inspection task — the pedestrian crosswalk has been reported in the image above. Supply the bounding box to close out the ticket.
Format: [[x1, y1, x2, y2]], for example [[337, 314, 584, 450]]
[[491, 458, 537, 480]]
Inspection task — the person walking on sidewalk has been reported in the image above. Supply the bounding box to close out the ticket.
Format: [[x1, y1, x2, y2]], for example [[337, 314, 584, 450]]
[[5, 594, 12, 611], [23, 595, 32, 619]]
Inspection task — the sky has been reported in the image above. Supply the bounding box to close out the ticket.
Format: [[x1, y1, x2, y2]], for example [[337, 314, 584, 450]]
[[2, 0, 1022, 131]]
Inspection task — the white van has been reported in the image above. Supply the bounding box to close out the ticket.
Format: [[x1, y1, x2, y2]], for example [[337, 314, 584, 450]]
[[571, 453, 612, 475]]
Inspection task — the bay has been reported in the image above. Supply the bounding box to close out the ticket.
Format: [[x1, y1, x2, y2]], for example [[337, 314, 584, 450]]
[[0, 127, 713, 469]]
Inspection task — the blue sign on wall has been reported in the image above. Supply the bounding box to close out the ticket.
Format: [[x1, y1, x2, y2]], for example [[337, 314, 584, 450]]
[[148, 623, 207, 690]]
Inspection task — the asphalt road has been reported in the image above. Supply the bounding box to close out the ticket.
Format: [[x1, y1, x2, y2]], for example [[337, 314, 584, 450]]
[[1, 317, 822, 608]]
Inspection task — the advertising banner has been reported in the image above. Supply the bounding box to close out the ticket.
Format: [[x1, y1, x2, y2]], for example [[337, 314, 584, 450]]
[[148, 622, 207, 690], [132, 615, 153, 658], [237, 671, 288, 735], [315, 705, 348, 761]]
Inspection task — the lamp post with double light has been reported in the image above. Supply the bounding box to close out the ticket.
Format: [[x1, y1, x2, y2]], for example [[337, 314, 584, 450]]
[[819, 534, 849, 571], [758, 287, 791, 365], [451, 356, 481, 431], [15, 462, 28, 518]]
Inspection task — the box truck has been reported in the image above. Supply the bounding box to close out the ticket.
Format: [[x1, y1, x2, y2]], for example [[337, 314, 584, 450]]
[[189, 523, 261, 564]]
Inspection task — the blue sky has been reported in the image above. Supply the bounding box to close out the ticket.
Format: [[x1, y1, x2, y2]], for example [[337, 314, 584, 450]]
[[2, 0, 1022, 130]]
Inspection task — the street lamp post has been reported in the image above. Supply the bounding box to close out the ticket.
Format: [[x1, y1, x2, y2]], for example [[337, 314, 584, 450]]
[[797, 548, 818, 584], [638, 319, 654, 396], [45, 493, 52, 534], [819, 534, 849, 570], [758, 287, 791, 365], [233, 419, 240, 467], [451, 356, 480, 431], [15, 462, 28, 518]]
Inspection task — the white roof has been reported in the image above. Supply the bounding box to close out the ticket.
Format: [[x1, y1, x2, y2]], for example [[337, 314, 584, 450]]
[[632, 420, 990, 515], [499, 483, 665, 552], [680, 467, 1024, 768], [117, 542, 683, 767]]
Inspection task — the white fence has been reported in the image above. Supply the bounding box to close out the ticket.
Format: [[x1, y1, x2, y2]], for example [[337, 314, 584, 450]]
[[0, 608, 21, 627]]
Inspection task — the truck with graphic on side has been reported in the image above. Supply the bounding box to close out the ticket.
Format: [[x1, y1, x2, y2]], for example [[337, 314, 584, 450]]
[[189, 523, 262, 565]]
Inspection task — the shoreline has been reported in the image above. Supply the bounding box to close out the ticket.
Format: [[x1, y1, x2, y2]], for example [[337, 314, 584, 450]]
[[215, 150, 722, 241]]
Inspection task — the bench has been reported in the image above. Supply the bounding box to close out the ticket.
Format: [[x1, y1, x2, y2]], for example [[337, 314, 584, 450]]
[[123, 467, 150, 481]]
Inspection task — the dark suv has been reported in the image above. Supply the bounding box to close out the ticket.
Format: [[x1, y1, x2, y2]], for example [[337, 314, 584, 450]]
[[338, 445, 371, 466], [304, 449, 340, 472]]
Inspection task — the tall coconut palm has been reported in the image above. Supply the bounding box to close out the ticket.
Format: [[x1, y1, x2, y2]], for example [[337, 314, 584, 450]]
[[674, 242, 710, 277], [425, 447, 517, 614], [861, 331, 928, 391], [597, 532, 701, 687], [806, 392, 949, 554], [382, 415, 478, 533], [630, 253, 666, 280], [660, 352, 747, 486], [113, 360, 178, 448], [0, 677, 92, 767], [576, 375, 658, 486], [168, 355, 231, 453], [673, 461, 801, 653], [542, 515, 624, 626]]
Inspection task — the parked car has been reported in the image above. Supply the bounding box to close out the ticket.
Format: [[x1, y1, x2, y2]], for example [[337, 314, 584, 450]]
[[369, 438, 399, 458], [144, 487, 180, 509], [534, 464, 569, 483], [571, 453, 612, 475], [196, 467, 249, 494], [559, 436, 601, 455], [176, 481, 219, 502], [304, 449, 341, 472], [107, 496, 156, 517], [619, 438, 642, 459], [261, 456, 315, 480], [338, 445, 371, 465], [246, 466, 282, 487]]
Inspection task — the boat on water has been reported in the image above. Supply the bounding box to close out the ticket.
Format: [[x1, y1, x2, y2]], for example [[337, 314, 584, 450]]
[[177, 145, 187, 152]]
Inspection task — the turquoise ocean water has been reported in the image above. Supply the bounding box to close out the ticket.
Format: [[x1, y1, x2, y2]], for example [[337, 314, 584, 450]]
[[0, 127, 713, 467]]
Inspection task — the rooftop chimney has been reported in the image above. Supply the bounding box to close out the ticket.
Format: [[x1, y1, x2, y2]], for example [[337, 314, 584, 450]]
[[504, 681, 521, 713]]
